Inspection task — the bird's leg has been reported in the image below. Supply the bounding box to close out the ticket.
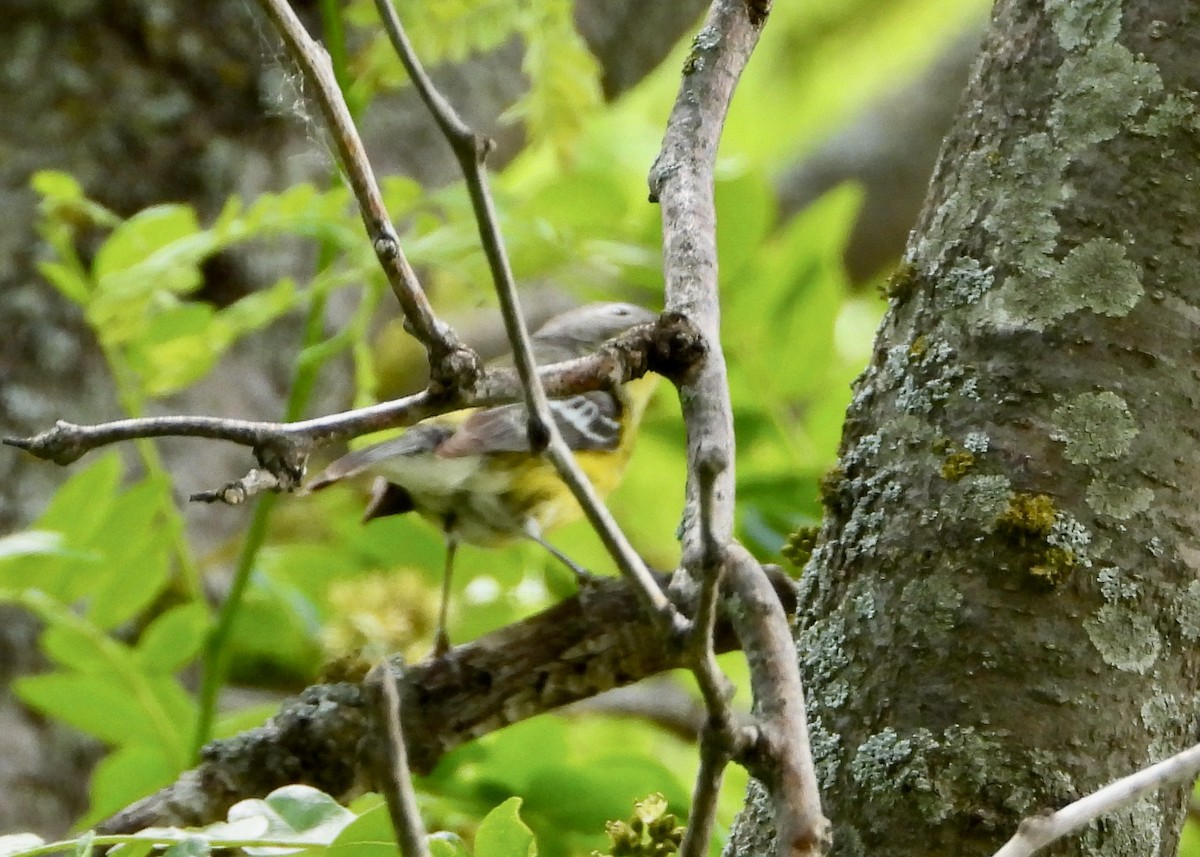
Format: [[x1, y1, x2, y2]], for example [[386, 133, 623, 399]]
[[525, 524, 599, 590], [434, 524, 458, 657]]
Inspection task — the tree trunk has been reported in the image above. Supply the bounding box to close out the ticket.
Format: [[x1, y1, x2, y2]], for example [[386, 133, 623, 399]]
[[729, 1, 1200, 855]]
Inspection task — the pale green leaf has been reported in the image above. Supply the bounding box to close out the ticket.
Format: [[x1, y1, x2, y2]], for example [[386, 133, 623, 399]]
[[476, 798, 535, 857], [135, 602, 211, 674]]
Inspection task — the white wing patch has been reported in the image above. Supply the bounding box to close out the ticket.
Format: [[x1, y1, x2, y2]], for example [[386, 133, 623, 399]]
[[550, 395, 621, 448]]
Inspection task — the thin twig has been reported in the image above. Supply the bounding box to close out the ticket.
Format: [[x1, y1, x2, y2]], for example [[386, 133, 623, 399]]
[[725, 546, 828, 856], [677, 449, 744, 857], [689, 445, 734, 715], [991, 742, 1200, 857], [252, 0, 475, 388], [679, 723, 734, 857], [365, 662, 431, 857], [373, 0, 685, 637]]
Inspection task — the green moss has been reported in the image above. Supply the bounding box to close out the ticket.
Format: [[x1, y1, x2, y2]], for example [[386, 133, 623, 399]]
[[908, 335, 928, 358], [781, 525, 820, 569], [1174, 580, 1200, 642], [995, 493, 1081, 586], [1029, 546, 1077, 585], [1140, 91, 1200, 137], [818, 465, 850, 514], [996, 493, 1057, 547], [899, 575, 963, 641], [881, 261, 919, 302], [941, 450, 976, 481]]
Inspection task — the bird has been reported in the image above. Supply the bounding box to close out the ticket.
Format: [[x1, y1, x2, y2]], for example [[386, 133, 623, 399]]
[[305, 302, 660, 655]]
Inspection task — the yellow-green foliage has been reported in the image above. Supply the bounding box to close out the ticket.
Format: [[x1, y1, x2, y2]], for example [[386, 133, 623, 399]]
[[594, 794, 685, 857], [782, 525, 821, 569]]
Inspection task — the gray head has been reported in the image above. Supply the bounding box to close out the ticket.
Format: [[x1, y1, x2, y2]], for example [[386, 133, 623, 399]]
[[532, 302, 658, 352]]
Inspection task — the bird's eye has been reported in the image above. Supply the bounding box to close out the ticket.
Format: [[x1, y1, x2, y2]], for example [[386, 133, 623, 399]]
[[614, 306, 630, 316]]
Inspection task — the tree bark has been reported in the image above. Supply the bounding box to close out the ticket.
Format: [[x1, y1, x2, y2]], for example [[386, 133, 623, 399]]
[[729, 1, 1200, 855]]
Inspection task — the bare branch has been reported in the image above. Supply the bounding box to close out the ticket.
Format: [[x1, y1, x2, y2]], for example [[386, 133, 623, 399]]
[[650, 2, 828, 855], [725, 547, 828, 857], [4, 321, 703, 498], [364, 662, 431, 857], [96, 569, 799, 835], [652, 0, 756, 567], [373, 0, 685, 637], [252, 0, 476, 388], [991, 742, 1200, 857]]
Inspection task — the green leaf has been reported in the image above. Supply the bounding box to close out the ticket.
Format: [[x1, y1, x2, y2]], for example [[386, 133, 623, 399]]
[[714, 168, 777, 283], [327, 800, 400, 857], [216, 278, 299, 336], [476, 798, 535, 857], [38, 260, 91, 303], [85, 745, 180, 827], [93, 205, 202, 281], [506, 0, 602, 158], [429, 832, 470, 857], [227, 571, 323, 683], [33, 454, 123, 540], [161, 838, 211, 857], [136, 602, 211, 673], [13, 592, 194, 766], [108, 838, 156, 857], [40, 617, 119, 676], [15, 673, 166, 746], [2, 455, 121, 597], [83, 477, 175, 628], [124, 303, 221, 397], [31, 170, 84, 202], [241, 785, 357, 843], [523, 755, 683, 835]]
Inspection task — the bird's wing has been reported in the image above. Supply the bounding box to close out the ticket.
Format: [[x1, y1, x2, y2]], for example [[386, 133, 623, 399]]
[[436, 391, 622, 457], [305, 422, 455, 491]]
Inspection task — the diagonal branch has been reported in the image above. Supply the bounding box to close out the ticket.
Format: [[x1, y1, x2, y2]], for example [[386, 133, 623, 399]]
[[95, 569, 798, 836], [991, 741, 1200, 857], [253, 0, 476, 389]]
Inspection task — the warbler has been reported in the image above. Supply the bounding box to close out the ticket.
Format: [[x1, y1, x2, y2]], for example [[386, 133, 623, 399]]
[[306, 302, 660, 654]]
